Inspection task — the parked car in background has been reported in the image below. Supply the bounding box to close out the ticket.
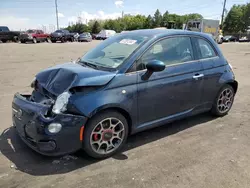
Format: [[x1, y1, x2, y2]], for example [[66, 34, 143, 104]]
[[223, 35, 237, 42], [19, 29, 50, 43], [239, 36, 249, 42], [96, 30, 116, 40], [91, 34, 97, 40], [0, 26, 20, 43], [12, 29, 238, 159], [50, 30, 74, 43], [78, 32, 92, 42]]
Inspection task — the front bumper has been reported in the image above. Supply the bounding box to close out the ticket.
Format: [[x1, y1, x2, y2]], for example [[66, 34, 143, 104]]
[[50, 36, 63, 41], [12, 93, 88, 156]]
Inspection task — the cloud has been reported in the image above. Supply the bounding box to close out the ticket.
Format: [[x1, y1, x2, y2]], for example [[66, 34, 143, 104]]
[[57, 13, 65, 18], [68, 11, 122, 24], [0, 15, 33, 30], [115, 0, 124, 8]]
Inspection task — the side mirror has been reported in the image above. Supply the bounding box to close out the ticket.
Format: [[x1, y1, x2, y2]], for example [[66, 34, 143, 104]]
[[142, 60, 165, 80]]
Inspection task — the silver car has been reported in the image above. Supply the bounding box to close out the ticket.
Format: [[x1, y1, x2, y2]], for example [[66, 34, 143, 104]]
[[78, 33, 92, 42]]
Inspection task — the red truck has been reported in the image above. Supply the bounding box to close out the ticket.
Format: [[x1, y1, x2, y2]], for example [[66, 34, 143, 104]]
[[19, 29, 50, 43]]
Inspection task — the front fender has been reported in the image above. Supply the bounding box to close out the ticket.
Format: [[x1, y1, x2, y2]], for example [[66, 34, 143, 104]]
[[70, 84, 137, 123]]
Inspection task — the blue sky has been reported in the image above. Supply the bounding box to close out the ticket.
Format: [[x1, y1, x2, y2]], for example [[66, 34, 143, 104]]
[[0, 0, 248, 31]]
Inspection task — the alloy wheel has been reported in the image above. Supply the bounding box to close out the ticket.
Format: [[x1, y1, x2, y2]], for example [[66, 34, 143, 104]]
[[90, 118, 125, 154], [217, 88, 234, 113]]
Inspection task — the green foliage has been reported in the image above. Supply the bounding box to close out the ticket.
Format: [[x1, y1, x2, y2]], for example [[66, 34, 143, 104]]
[[223, 3, 250, 33], [66, 23, 90, 33], [153, 9, 162, 27], [66, 10, 204, 33], [91, 21, 102, 34]]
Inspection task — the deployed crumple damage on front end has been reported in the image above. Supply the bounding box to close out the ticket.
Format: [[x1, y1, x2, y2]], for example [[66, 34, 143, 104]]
[[35, 63, 117, 95]]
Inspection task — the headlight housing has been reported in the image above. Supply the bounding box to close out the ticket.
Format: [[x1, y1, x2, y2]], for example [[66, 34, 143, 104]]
[[48, 123, 62, 133], [31, 77, 37, 88], [52, 91, 71, 114]]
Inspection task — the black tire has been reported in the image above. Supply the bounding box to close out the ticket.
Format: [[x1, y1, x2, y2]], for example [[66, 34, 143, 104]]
[[83, 110, 129, 159], [211, 84, 235, 117], [13, 36, 19, 43], [1, 40, 7, 43], [20, 40, 26, 44], [51, 40, 56, 43]]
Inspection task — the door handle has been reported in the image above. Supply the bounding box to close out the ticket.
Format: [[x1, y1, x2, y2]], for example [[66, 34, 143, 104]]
[[193, 74, 204, 80]]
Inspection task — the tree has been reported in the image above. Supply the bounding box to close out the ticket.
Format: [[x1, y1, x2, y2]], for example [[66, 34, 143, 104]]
[[153, 9, 162, 27], [161, 11, 169, 27], [144, 15, 154, 29], [223, 5, 245, 33], [91, 21, 101, 34], [66, 23, 90, 33], [242, 3, 250, 31]]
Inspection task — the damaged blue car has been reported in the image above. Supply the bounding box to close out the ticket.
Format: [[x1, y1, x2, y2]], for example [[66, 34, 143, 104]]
[[12, 29, 238, 159]]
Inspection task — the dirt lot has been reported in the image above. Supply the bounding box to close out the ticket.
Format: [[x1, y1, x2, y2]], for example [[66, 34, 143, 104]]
[[0, 41, 250, 188]]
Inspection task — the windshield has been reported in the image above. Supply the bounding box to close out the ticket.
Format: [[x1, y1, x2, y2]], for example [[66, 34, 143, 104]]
[[80, 33, 88, 36], [27, 30, 35, 33], [0, 26, 10, 31], [80, 34, 148, 69], [55, 30, 63, 33]]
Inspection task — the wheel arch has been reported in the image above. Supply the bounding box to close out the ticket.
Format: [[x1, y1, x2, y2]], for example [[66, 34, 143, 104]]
[[226, 80, 238, 93], [88, 105, 133, 135]]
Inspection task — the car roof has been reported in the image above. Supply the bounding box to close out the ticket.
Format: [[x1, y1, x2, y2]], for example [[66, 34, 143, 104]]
[[122, 29, 213, 40]]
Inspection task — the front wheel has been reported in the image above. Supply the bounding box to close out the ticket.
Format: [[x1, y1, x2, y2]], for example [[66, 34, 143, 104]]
[[211, 85, 235, 116], [83, 111, 129, 159]]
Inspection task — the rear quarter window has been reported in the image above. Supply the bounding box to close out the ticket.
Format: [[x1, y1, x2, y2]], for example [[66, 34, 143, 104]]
[[193, 37, 217, 59]]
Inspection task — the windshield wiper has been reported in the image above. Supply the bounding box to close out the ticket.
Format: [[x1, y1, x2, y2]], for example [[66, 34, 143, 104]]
[[78, 60, 99, 69]]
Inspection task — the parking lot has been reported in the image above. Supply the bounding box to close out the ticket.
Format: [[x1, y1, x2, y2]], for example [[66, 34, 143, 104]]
[[0, 41, 250, 188]]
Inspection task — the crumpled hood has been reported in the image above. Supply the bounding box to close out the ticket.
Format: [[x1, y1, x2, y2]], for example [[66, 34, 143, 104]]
[[36, 63, 116, 96]]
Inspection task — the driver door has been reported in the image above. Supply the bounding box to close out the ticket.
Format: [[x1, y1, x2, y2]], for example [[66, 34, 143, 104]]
[[136, 36, 204, 127]]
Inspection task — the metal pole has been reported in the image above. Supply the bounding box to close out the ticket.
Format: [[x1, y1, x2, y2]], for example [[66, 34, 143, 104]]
[[55, 0, 59, 30], [221, 0, 227, 25]]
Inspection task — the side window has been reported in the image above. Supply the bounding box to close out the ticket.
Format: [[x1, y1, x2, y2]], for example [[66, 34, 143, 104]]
[[39, 30, 44, 34], [138, 37, 194, 70], [196, 38, 216, 59]]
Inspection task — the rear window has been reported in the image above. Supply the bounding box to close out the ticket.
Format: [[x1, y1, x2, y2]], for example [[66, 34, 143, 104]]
[[194, 38, 217, 59], [0, 26, 9, 31], [27, 30, 35, 33]]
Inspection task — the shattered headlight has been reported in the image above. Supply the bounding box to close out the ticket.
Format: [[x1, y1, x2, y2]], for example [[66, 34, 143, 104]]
[[52, 91, 71, 114]]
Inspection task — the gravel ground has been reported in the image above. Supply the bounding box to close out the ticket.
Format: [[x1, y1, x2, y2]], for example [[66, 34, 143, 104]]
[[0, 41, 250, 188]]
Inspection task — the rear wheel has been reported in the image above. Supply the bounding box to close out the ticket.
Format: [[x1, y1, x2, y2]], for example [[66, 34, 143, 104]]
[[20, 40, 26, 44], [1, 39, 7, 43], [211, 84, 235, 116], [83, 111, 128, 159]]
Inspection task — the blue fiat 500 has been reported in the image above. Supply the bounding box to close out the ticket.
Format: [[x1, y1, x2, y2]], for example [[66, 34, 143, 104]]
[[12, 29, 238, 158]]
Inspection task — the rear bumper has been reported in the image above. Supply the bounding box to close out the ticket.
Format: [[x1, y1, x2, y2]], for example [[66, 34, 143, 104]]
[[12, 93, 88, 156]]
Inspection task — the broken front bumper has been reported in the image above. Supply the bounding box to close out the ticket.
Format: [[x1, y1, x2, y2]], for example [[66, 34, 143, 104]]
[[12, 93, 87, 156]]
